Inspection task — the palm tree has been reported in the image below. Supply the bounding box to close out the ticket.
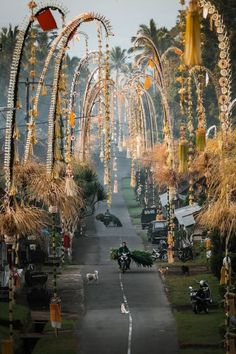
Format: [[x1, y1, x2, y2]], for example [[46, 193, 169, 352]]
[[130, 19, 175, 56], [110, 46, 127, 83], [0, 26, 18, 106]]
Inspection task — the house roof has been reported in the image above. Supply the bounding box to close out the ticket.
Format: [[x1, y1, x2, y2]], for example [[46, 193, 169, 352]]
[[159, 192, 187, 207], [174, 204, 201, 227]]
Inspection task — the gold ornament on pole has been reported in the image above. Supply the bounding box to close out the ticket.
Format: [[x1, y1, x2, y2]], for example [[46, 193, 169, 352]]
[[184, 0, 202, 67]]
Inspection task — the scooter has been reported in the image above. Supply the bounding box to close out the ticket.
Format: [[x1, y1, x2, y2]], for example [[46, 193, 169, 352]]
[[118, 253, 130, 273], [189, 280, 212, 314], [178, 246, 193, 262], [151, 244, 168, 262]]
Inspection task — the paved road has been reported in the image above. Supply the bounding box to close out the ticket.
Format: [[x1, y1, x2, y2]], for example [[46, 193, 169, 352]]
[[74, 153, 179, 354]]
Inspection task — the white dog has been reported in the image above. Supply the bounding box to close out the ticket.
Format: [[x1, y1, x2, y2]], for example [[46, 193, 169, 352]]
[[120, 303, 129, 314], [86, 270, 99, 283]]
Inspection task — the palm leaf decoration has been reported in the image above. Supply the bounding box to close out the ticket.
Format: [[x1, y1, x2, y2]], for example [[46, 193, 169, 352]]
[[110, 249, 153, 267], [0, 198, 49, 236]]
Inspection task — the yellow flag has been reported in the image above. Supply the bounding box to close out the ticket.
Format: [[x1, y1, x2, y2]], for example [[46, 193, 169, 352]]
[[144, 76, 152, 90], [69, 112, 76, 128]]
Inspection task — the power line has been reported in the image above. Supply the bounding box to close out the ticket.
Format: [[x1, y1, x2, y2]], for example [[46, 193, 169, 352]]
[[0, 115, 97, 131]]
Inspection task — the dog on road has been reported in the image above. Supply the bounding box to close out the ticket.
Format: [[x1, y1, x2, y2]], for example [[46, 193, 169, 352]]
[[86, 270, 99, 283]]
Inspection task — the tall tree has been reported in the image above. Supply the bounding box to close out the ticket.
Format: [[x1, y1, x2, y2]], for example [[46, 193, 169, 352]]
[[131, 19, 175, 55], [110, 46, 127, 83]]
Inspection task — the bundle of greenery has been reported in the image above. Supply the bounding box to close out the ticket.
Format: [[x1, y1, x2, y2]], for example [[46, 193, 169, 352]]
[[110, 249, 153, 268]]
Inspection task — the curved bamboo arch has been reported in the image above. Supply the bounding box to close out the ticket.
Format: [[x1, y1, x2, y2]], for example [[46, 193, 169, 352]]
[[24, 13, 112, 165], [68, 50, 100, 115], [161, 46, 183, 62], [78, 79, 115, 160], [4, 1, 68, 193], [81, 65, 105, 119], [46, 13, 112, 175], [122, 76, 158, 152], [129, 80, 155, 148], [133, 35, 163, 75], [20, 12, 112, 173], [132, 38, 174, 161], [122, 88, 148, 153]]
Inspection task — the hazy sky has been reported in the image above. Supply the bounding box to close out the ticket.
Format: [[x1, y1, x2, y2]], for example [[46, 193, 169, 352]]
[[1, 0, 181, 56]]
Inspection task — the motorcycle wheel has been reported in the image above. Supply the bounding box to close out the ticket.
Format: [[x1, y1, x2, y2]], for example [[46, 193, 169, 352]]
[[193, 304, 199, 314], [121, 263, 126, 273], [161, 252, 168, 261]]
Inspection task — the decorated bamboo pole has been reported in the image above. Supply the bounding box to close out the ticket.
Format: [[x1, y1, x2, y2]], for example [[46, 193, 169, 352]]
[[97, 22, 103, 156], [187, 75, 195, 205], [104, 38, 112, 206], [2, 3, 66, 350], [191, 2, 233, 352]]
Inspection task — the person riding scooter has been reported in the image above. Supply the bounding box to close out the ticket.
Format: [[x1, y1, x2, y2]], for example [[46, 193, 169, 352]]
[[118, 242, 131, 269]]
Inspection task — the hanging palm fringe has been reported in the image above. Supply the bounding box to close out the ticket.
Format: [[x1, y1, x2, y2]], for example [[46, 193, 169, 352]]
[[184, 0, 202, 67], [178, 140, 189, 173], [54, 119, 62, 139], [53, 143, 62, 162], [65, 176, 78, 197], [196, 127, 206, 152]]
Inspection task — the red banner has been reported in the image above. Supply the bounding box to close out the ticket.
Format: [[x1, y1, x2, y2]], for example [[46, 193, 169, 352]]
[[36, 9, 57, 31]]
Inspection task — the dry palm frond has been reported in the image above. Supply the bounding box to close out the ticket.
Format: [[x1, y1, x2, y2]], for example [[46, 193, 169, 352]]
[[197, 130, 236, 236], [28, 170, 84, 211], [141, 143, 168, 168], [14, 162, 44, 187], [198, 199, 236, 236], [192, 137, 222, 177], [65, 176, 79, 198], [0, 198, 50, 236], [141, 143, 185, 187], [28, 172, 68, 209]]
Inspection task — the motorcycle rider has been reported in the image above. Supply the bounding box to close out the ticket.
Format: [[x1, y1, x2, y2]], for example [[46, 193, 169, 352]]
[[118, 242, 131, 269], [199, 280, 212, 302]]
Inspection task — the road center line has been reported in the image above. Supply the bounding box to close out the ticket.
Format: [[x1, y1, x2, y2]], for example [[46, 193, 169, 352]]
[[119, 272, 133, 354]]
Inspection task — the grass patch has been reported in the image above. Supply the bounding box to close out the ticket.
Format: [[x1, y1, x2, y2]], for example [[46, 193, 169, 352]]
[[32, 320, 77, 354], [122, 177, 142, 225], [165, 273, 222, 307], [0, 303, 30, 326], [43, 320, 75, 332], [165, 273, 224, 353], [32, 334, 78, 354], [174, 309, 224, 346]]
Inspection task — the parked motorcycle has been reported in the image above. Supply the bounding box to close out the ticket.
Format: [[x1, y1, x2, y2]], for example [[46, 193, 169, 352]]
[[151, 241, 168, 261], [178, 246, 193, 262], [118, 253, 130, 273], [189, 280, 212, 314]]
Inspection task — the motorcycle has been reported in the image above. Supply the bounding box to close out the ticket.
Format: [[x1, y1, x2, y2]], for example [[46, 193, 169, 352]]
[[118, 253, 130, 273], [189, 280, 212, 314], [151, 241, 168, 261], [178, 246, 193, 262]]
